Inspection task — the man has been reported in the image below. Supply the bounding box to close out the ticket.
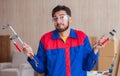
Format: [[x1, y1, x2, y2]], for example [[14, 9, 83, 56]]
[[23, 5, 103, 76]]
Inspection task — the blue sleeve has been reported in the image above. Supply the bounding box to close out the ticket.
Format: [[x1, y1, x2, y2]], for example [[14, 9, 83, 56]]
[[27, 41, 46, 73], [82, 36, 99, 71]]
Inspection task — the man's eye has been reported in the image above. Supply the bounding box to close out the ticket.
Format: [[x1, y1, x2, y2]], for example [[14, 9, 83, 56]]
[[53, 17, 57, 21], [63, 15, 68, 20], [60, 16, 64, 19]]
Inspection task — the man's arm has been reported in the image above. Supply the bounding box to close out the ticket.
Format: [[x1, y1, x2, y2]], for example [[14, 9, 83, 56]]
[[23, 42, 46, 73]]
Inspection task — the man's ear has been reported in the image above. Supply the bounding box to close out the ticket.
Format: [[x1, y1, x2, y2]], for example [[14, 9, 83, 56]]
[[69, 17, 72, 23]]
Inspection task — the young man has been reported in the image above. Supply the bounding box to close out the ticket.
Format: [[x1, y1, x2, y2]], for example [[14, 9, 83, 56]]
[[23, 5, 103, 76]]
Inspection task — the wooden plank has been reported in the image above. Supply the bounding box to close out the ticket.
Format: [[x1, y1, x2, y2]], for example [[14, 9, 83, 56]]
[[112, 41, 120, 76]]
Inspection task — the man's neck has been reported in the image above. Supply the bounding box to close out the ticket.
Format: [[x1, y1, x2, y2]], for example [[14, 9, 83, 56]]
[[59, 28, 70, 37]]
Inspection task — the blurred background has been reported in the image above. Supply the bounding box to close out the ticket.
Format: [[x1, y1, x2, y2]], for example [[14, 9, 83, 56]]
[[0, 0, 120, 76]]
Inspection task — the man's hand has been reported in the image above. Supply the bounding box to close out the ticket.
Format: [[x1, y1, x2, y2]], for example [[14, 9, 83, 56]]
[[23, 43, 34, 59], [93, 35, 107, 54]]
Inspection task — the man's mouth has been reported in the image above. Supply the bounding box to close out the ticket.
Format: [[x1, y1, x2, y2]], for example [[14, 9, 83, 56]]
[[57, 23, 63, 27]]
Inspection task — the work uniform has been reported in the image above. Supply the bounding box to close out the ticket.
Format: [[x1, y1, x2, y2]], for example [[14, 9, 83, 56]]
[[28, 28, 98, 76]]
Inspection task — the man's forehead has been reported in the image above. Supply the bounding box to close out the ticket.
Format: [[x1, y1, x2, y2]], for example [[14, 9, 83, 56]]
[[54, 10, 67, 17]]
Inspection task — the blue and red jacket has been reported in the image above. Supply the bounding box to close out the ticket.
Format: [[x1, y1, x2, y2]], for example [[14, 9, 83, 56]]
[[28, 28, 98, 76]]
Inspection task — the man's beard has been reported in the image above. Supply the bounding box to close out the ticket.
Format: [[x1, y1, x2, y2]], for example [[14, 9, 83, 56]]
[[56, 23, 69, 32]]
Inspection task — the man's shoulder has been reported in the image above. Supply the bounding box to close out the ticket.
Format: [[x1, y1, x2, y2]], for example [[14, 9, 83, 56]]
[[74, 29, 87, 37], [72, 29, 88, 44], [40, 30, 54, 40], [43, 31, 53, 37]]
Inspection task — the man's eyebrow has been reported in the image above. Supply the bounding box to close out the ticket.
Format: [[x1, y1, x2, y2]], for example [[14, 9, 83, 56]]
[[53, 14, 66, 17], [59, 14, 66, 16]]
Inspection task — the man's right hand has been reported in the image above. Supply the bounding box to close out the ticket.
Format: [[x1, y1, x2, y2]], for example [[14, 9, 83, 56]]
[[23, 43, 34, 59]]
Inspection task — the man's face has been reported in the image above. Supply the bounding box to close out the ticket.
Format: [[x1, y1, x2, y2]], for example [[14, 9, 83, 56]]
[[53, 10, 72, 32]]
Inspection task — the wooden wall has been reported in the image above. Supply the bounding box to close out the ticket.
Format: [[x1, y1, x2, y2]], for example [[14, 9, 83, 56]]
[[0, 0, 120, 52]]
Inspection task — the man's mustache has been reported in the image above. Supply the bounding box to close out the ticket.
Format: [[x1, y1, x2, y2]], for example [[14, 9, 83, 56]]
[[57, 23, 63, 26]]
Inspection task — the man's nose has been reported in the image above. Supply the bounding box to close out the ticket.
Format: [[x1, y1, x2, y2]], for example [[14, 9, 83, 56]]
[[56, 18, 62, 24]]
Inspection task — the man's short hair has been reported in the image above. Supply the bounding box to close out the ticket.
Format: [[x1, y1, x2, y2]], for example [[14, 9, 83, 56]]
[[52, 5, 71, 17]]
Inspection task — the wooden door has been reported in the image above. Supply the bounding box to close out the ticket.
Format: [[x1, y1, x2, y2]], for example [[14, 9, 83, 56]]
[[0, 35, 11, 62]]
